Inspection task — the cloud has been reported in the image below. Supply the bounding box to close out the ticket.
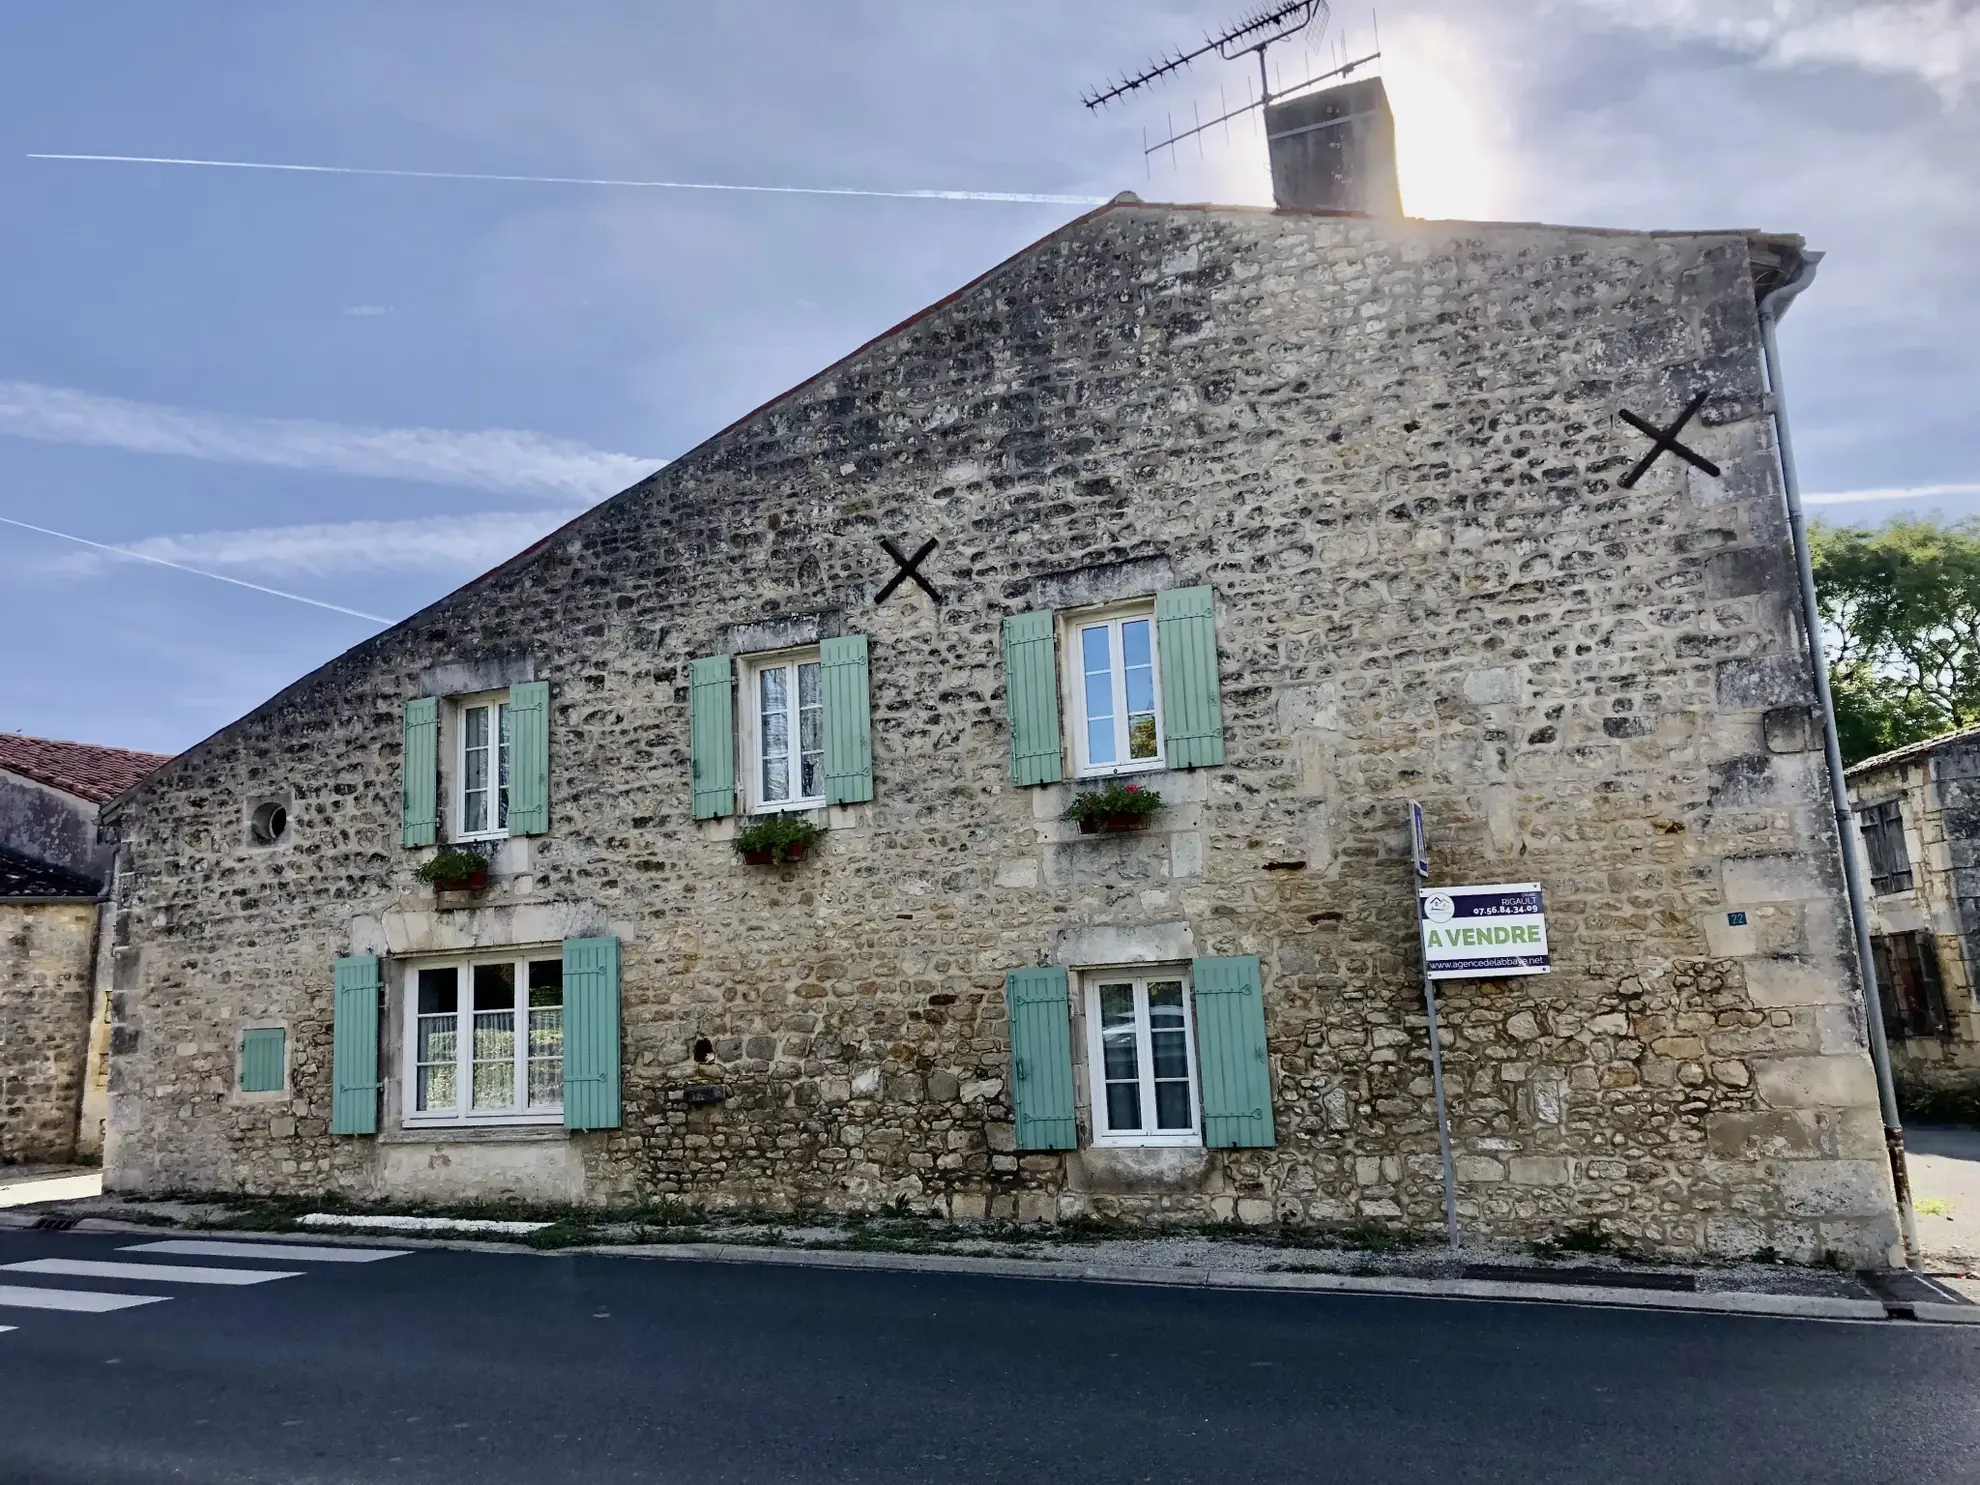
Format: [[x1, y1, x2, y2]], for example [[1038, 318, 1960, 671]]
[[0, 380, 662, 501], [50, 510, 583, 579]]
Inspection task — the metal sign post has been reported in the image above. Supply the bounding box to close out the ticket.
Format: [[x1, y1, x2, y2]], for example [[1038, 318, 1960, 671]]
[[1408, 801, 1461, 1250]]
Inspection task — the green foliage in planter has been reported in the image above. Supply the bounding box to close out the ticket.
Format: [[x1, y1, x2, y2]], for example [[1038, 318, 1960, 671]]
[[733, 814, 824, 864], [415, 846, 489, 885], [1061, 779, 1163, 825]]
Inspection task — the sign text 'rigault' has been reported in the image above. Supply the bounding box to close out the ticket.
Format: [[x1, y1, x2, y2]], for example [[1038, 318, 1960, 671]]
[[1419, 882, 1549, 980]]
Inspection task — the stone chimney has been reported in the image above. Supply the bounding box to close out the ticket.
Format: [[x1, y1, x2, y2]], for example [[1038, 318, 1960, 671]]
[[1264, 74, 1401, 216]]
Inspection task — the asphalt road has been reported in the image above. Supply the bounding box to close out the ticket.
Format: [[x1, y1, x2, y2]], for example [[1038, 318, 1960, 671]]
[[0, 1228, 1976, 1485]]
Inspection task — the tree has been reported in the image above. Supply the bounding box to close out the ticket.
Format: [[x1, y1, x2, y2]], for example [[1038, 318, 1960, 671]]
[[1809, 517, 1980, 764]]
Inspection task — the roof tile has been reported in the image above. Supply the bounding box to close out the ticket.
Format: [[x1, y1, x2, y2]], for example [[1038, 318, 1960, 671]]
[[0, 734, 173, 804]]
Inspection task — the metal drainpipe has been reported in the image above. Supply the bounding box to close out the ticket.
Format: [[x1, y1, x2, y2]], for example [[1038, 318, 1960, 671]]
[[1757, 250, 1922, 1271]]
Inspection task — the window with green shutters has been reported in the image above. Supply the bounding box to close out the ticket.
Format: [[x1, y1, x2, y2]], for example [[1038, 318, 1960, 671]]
[[331, 955, 383, 1135], [402, 697, 439, 847], [1004, 587, 1224, 787], [238, 1027, 287, 1094], [562, 936, 621, 1131], [1192, 955, 1275, 1149], [1004, 966, 1078, 1150], [693, 640, 875, 818]]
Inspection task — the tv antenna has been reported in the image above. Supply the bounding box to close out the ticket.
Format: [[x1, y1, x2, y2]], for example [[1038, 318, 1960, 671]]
[[1083, 2, 1383, 166]]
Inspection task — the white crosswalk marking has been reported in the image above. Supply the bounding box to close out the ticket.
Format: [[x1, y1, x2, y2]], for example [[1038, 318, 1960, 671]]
[[120, 1240, 410, 1264], [2, 1258, 302, 1286], [0, 1284, 168, 1313]]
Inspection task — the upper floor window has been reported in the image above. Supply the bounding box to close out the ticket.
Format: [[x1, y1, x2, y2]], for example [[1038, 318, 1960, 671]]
[[1858, 799, 1913, 895], [1084, 967, 1200, 1147], [744, 650, 823, 812], [458, 693, 511, 840], [1069, 602, 1164, 777]]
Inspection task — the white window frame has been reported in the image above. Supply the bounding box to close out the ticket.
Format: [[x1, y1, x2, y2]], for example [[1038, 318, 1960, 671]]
[[401, 950, 565, 1128], [739, 647, 826, 814], [1062, 600, 1165, 778], [1082, 964, 1201, 1148], [453, 689, 512, 843]]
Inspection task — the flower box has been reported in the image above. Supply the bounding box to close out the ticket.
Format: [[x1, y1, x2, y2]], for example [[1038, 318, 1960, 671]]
[[742, 842, 808, 866], [433, 867, 489, 892], [1079, 815, 1150, 834]]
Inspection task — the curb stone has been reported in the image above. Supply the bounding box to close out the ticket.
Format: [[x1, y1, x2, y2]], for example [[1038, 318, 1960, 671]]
[[0, 1209, 1910, 1322]]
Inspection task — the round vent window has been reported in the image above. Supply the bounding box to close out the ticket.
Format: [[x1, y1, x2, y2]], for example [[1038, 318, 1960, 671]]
[[250, 801, 289, 846]]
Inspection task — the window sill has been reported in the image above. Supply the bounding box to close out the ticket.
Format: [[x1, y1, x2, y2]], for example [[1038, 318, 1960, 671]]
[[381, 1122, 568, 1145], [1090, 1134, 1203, 1150], [746, 801, 825, 818], [1074, 761, 1166, 781]]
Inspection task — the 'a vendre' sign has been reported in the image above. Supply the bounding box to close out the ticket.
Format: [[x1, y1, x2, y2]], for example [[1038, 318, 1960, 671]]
[[1419, 882, 1549, 980]]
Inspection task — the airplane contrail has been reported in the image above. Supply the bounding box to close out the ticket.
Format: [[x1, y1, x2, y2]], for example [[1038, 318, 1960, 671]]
[[26, 153, 1114, 206], [0, 514, 391, 624]]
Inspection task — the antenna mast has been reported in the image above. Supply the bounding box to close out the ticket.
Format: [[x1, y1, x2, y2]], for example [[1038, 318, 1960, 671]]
[[1084, 2, 1383, 165]]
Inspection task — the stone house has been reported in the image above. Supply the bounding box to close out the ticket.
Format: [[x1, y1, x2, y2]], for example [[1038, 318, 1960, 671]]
[[0, 734, 171, 1163], [1845, 725, 1980, 1083], [96, 117, 1905, 1264]]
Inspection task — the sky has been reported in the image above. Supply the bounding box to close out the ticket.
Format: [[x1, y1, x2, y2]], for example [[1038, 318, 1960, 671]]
[[1, 0, 1976, 754]]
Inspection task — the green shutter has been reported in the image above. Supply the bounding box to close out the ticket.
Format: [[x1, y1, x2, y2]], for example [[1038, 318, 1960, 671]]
[[1193, 955, 1274, 1148], [401, 697, 439, 847], [1005, 966, 1077, 1150], [508, 680, 550, 836], [821, 635, 874, 805], [330, 955, 382, 1135], [689, 655, 735, 821], [239, 1027, 286, 1094], [563, 936, 621, 1131], [1156, 586, 1226, 769], [1003, 611, 1063, 786]]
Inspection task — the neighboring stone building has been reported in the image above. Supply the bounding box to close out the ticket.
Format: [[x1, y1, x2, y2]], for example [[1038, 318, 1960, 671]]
[[95, 111, 1905, 1264], [0, 734, 170, 1163], [1845, 725, 1980, 1083]]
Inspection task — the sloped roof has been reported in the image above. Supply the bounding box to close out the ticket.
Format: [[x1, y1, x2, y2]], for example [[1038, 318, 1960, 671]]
[[0, 733, 174, 804], [0, 842, 100, 900], [1845, 721, 1980, 781]]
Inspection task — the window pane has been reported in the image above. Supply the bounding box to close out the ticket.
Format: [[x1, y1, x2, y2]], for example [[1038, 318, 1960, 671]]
[[527, 959, 563, 1007], [463, 706, 489, 834], [1098, 982, 1141, 1132], [417, 967, 459, 1016], [1123, 619, 1157, 759], [415, 1013, 457, 1113], [798, 660, 823, 799], [526, 959, 564, 1108], [1153, 1079, 1192, 1130], [473, 962, 516, 1011], [1082, 627, 1116, 764], [496, 702, 511, 831], [472, 1013, 516, 1109], [760, 665, 790, 802]]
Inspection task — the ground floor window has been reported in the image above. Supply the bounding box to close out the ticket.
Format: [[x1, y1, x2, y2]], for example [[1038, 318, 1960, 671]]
[[1083, 967, 1200, 1146], [405, 953, 563, 1125]]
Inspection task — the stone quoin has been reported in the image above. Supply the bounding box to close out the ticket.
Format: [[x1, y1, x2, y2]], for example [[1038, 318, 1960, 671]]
[[94, 199, 1903, 1265]]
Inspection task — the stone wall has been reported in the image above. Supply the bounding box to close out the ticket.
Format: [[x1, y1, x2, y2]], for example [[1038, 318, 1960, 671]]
[[101, 204, 1901, 1264], [1850, 741, 1980, 1080], [0, 901, 96, 1163]]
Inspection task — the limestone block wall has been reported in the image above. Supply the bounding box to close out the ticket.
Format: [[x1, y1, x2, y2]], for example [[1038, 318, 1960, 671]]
[[0, 901, 96, 1163], [100, 204, 1901, 1263]]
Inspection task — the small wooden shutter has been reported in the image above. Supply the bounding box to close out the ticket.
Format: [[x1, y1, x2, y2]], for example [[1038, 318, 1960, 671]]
[[330, 955, 382, 1135], [1005, 966, 1077, 1150], [821, 635, 874, 805], [1156, 586, 1225, 769], [239, 1028, 286, 1093], [1193, 955, 1274, 1148], [689, 655, 736, 821], [563, 936, 621, 1131], [401, 697, 439, 847], [508, 680, 550, 836], [1003, 611, 1063, 787]]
